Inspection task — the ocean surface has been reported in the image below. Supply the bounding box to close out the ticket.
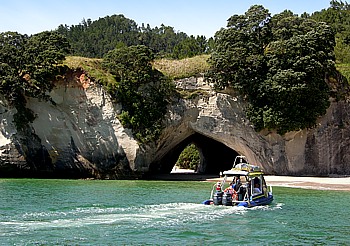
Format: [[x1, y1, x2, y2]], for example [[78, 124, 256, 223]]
[[0, 179, 349, 245]]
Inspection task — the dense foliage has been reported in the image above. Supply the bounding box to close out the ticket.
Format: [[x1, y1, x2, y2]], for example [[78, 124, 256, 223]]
[[207, 5, 336, 134], [0, 31, 70, 130], [310, 0, 350, 63], [102, 45, 174, 142], [176, 144, 200, 170], [57, 15, 211, 59], [0, 31, 70, 102], [1, 1, 349, 140]]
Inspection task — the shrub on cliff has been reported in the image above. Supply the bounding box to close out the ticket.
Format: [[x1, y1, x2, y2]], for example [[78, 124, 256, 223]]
[[0, 31, 70, 102], [102, 45, 174, 143], [207, 5, 336, 134]]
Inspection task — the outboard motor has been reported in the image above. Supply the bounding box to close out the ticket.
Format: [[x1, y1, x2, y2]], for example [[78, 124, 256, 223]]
[[213, 182, 223, 205], [222, 192, 232, 206], [213, 192, 223, 205]]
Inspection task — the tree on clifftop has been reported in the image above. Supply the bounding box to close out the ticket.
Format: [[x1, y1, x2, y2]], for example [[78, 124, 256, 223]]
[[311, 0, 350, 63], [0, 31, 70, 130], [102, 45, 174, 143], [0, 31, 70, 102], [207, 5, 336, 134]]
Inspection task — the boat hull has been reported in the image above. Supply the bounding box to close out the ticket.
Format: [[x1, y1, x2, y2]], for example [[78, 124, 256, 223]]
[[237, 194, 274, 207], [202, 195, 273, 207]]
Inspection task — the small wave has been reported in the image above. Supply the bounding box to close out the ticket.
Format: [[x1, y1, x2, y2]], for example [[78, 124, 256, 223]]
[[0, 202, 284, 234], [130, 203, 249, 228], [248, 202, 284, 211], [21, 206, 132, 220]]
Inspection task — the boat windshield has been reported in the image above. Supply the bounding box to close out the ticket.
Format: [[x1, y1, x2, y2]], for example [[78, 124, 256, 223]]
[[250, 175, 268, 195]]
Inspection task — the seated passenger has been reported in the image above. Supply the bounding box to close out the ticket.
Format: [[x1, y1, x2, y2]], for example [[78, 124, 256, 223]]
[[234, 176, 242, 191], [224, 181, 235, 194], [253, 183, 261, 194]]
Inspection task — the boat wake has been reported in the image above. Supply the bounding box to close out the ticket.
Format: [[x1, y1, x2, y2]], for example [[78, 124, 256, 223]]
[[0, 202, 283, 236]]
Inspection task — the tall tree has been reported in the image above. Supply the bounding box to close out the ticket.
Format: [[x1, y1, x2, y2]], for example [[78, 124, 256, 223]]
[[0, 31, 70, 102], [311, 0, 350, 62], [0, 32, 27, 101], [172, 35, 208, 59], [56, 14, 207, 59], [102, 45, 173, 142], [208, 5, 336, 134]]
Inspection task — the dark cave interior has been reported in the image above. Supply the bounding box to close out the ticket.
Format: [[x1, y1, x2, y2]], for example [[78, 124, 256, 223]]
[[149, 132, 239, 175]]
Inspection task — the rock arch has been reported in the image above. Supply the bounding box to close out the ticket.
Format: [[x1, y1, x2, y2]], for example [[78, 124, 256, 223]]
[[141, 87, 350, 177], [143, 92, 275, 176], [148, 132, 239, 174], [1, 76, 350, 178]]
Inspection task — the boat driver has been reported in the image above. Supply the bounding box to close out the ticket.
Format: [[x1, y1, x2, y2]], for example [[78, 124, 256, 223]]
[[233, 176, 242, 191], [253, 177, 261, 194]]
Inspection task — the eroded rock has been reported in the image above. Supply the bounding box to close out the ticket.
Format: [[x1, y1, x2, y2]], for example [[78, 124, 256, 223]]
[[1, 75, 349, 178]]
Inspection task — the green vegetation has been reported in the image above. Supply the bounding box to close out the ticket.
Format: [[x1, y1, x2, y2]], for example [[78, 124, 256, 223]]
[[0, 31, 70, 130], [57, 15, 212, 59], [311, 0, 350, 63], [336, 63, 350, 82], [64, 54, 210, 82], [102, 45, 174, 143], [176, 144, 200, 170], [2, 0, 350, 143], [64, 56, 116, 85], [153, 54, 210, 79], [207, 5, 339, 134], [309, 0, 350, 84], [0, 31, 70, 102]]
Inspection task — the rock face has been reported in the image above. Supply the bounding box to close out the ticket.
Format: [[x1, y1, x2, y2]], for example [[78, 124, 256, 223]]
[[0, 71, 137, 178], [1, 74, 350, 178]]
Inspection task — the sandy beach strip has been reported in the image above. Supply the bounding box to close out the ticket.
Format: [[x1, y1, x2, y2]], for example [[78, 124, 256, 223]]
[[263, 176, 350, 191], [163, 169, 350, 191], [205, 175, 350, 191]]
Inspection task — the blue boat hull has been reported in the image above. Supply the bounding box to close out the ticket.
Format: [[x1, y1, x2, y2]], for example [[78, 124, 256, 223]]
[[201, 199, 213, 205], [237, 194, 274, 207], [202, 194, 273, 207]]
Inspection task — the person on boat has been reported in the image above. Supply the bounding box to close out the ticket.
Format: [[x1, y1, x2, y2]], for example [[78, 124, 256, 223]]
[[253, 182, 261, 194], [224, 181, 235, 194], [252, 177, 262, 194], [233, 177, 245, 200], [234, 176, 242, 191], [226, 176, 239, 190], [223, 181, 239, 201], [216, 182, 222, 192]]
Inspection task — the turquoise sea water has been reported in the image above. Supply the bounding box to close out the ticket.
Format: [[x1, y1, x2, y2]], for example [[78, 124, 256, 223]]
[[0, 179, 349, 245]]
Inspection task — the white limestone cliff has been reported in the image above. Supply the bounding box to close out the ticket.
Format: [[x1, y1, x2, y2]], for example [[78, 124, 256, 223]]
[[0, 74, 349, 178]]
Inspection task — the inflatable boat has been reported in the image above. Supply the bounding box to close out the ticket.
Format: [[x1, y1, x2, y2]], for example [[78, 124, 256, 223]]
[[202, 156, 273, 207]]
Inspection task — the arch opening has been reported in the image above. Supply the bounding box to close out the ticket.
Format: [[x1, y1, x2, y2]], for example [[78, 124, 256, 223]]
[[172, 143, 199, 173], [148, 133, 239, 175]]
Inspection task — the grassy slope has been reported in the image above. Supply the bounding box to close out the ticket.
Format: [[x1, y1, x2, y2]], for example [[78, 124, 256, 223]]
[[152, 54, 210, 79], [63, 56, 116, 85], [64, 56, 350, 86], [64, 55, 210, 83], [336, 63, 350, 83]]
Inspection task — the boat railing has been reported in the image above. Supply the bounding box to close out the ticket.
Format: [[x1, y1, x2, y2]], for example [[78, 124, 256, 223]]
[[268, 185, 273, 195], [232, 155, 249, 168], [221, 175, 227, 190], [210, 183, 216, 199]]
